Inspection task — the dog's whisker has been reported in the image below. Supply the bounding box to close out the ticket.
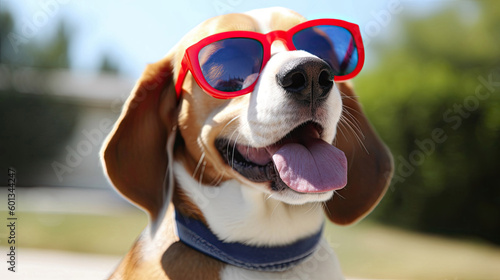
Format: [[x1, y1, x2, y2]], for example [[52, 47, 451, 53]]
[[322, 201, 332, 217], [337, 116, 369, 156], [340, 95, 361, 103], [339, 91, 363, 112], [226, 126, 242, 166], [231, 132, 242, 168], [339, 110, 369, 154], [198, 161, 207, 187], [212, 174, 224, 186], [218, 115, 240, 140], [342, 105, 365, 135], [265, 193, 274, 201], [341, 105, 362, 127], [303, 202, 321, 215], [339, 90, 361, 103], [210, 170, 226, 186], [193, 152, 206, 178], [340, 114, 364, 143], [270, 199, 282, 217], [336, 118, 350, 143], [333, 190, 345, 200], [345, 123, 368, 154]]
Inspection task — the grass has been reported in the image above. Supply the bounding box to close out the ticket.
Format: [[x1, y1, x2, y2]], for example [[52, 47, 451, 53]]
[[2, 210, 499, 279], [326, 222, 500, 279], [0, 210, 147, 255]]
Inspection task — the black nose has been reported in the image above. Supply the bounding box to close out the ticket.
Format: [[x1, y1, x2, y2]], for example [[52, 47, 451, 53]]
[[276, 57, 334, 105]]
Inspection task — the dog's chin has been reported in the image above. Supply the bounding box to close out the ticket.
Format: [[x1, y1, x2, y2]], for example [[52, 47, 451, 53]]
[[215, 121, 338, 205], [267, 189, 334, 205]]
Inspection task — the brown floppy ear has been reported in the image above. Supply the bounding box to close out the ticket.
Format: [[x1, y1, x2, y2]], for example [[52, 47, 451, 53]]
[[101, 54, 178, 220], [326, 82, 394, 225]]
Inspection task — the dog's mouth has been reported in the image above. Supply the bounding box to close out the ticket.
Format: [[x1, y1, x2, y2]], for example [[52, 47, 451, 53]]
[[216, 122, 348, 194]]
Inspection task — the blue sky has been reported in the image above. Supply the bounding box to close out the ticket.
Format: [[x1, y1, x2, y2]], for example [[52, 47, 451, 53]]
[[3, 0, 448, 79]]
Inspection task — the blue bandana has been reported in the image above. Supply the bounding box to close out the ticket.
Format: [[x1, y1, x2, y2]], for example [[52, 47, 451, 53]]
[[175, 209, 323, 272]]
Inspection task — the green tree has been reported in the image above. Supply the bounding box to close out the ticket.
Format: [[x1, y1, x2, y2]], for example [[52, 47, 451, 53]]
[[357, 1, 500, 244], [0, 9, 80, 186], [99, 53, 120, 74], [25, 22, 72, 69], [0, 9, 15, 63]]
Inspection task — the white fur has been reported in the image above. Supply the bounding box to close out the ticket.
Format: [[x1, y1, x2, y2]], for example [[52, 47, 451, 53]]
[[244, 7, 290, 33]]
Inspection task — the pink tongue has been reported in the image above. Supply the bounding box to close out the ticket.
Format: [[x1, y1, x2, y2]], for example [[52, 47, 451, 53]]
[[272, 139, 348, 193]]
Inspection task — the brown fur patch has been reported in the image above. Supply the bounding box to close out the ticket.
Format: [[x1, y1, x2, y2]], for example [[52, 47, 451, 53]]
[[161, 242, 224, 280]]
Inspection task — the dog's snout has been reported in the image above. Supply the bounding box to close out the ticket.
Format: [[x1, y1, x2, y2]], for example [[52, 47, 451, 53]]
[[276, 57, 334, 105]]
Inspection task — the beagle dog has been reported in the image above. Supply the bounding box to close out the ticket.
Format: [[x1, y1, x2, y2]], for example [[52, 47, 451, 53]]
[[102, 7, 393, 280]]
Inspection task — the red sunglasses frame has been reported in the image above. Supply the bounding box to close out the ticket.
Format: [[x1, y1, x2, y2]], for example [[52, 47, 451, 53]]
[[175, 18, 365, 99]]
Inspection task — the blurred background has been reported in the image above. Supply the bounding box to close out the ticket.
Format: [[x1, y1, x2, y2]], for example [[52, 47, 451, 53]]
[[1, 0, 499, 279]]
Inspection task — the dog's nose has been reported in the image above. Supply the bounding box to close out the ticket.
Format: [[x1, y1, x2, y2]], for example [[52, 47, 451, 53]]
[[276, 57, 334, 105]]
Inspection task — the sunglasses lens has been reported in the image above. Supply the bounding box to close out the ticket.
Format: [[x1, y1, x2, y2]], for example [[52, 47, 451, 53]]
[[292, 25, 359, 76], [198, 38, 263, 93]]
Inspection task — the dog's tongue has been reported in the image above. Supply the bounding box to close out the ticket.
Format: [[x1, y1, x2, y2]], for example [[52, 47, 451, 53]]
[[272, 139, 348, 193]]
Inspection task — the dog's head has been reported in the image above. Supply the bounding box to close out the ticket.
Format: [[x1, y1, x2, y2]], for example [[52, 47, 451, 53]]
[[102, 7, 393, 226]]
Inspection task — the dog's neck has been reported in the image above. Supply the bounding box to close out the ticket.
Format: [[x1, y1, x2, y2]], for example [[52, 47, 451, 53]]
[[174, 208, 323, 271], [173, 162, 325, 247]]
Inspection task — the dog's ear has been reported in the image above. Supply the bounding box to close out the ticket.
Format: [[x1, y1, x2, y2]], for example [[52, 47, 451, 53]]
[[325, 82, 394, 225], [102, 54, 178, 220]]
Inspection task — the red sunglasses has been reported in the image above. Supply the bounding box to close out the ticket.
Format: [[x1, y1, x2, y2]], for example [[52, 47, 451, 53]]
[[175, 18, 365, 99]]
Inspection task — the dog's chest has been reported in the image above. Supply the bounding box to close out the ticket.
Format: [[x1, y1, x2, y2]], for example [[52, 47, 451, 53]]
[[219, 239, 344, 280]]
